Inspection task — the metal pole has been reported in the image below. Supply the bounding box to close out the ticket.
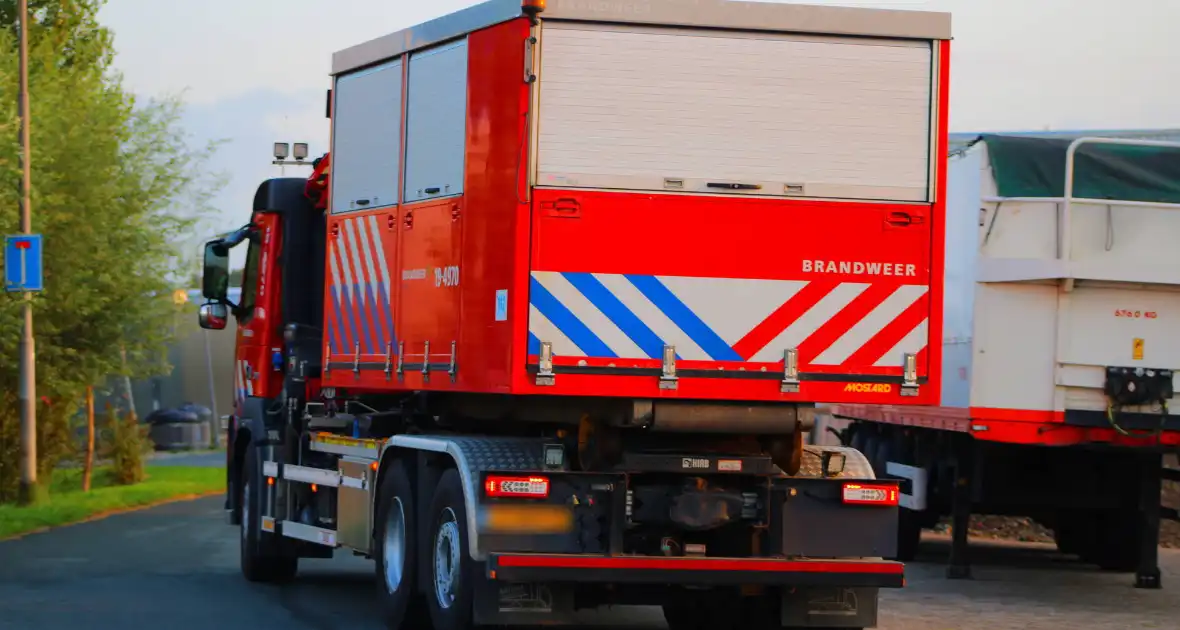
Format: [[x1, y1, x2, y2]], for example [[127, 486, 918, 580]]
[[16, 0, 39, 505]]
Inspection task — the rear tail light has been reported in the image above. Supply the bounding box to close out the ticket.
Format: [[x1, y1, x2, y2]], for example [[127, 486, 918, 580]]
[[485, 475, 550, 499], [842, 483, 898, 506]]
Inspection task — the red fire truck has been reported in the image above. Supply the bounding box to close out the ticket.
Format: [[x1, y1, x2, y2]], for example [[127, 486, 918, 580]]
[[197, 1, 952, 628]]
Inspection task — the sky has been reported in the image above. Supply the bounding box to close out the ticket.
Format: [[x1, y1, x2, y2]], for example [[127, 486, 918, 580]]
[[97, 0, 1180, 241]]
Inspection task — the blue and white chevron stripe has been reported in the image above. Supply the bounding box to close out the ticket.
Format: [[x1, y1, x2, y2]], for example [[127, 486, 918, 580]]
[[527, 271, 801, 362]]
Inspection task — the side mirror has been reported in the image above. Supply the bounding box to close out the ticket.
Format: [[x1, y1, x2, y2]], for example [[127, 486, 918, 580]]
[[198, 302, 229, 331], [202, 241, 231, 302]]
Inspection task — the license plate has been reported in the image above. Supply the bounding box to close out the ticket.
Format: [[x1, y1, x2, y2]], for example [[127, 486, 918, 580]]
[[483, 504, 574, 534]]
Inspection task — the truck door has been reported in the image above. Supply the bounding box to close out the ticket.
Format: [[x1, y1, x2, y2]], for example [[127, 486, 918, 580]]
[[233, 215, 283, 412]]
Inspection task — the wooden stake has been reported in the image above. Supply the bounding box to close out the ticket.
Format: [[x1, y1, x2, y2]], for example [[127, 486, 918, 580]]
[[83, 386, 95, 492]]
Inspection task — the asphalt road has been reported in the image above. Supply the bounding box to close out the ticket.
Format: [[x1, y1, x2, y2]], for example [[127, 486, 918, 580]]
[[0, 495, 662, 630], [1, 495, 1178, 629]]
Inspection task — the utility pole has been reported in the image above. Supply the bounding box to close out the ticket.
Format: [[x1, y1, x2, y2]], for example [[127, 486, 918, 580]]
[[16, 0, 39, 505]]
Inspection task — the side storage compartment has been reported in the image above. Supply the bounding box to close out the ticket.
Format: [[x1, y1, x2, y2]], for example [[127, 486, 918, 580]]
[[337, 458, 378, 552], [394, 37, 469, 386], [324, 56, 404, 381]]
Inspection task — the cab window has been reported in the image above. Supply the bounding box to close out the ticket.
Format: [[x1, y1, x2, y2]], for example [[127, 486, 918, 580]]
[[236, 236, 262, 321]]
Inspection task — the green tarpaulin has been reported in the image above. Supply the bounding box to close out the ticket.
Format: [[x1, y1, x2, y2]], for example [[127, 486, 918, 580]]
[[977, 134, 1180, 204]]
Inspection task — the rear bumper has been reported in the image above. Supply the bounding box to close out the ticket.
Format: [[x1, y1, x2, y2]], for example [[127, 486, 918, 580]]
[[486, 553, 904, 588]]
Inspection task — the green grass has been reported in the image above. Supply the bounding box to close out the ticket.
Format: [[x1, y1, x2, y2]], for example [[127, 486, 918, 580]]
[[0, 465, 226, 540]]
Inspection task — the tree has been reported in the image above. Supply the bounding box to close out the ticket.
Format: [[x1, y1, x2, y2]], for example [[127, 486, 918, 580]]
[[0, 0, 224, 500], [188, 267, 245, 291]]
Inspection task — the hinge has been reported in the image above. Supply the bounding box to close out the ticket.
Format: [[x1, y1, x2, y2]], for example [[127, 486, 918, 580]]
[[537, 341, 555, 386], [422, 341, 431, 382], [448, 341, 458, 383], [523, 36, 537, 84], [901, 352, 919, 397], [781, 348, 800, 394], [659, 345, 678, 390]]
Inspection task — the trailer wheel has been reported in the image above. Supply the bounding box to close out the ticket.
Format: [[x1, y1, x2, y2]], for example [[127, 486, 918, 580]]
[[240, 446, 298, 583], [849, 424, 869, 455], [662, 600, 707, 630], [1081, 510, 1142, 572], [375, 458, 426, 628], [1052, 510, 1096, 557], [426, 469, 475, 630]]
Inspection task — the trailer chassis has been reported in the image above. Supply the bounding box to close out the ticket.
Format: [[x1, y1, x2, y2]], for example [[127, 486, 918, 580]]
[[830, 410, 1179, 590]]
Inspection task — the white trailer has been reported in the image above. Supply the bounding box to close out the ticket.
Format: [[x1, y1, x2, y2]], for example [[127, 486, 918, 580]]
[[831, 134, 1180, 589]]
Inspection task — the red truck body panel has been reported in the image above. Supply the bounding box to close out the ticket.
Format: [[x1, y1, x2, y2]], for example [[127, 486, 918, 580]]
[[233, 213, 285, 413], [319, 18, 951, 409]]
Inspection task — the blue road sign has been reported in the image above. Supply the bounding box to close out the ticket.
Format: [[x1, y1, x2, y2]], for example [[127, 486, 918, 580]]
[[4, 234, 44, 293]]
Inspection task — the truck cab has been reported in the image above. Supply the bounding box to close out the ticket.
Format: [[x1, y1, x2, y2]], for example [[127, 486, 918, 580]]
[[199, 178, 327, 511]]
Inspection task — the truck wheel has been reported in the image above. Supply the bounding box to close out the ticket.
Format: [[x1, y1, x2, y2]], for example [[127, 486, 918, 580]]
[[426, 468, 475, 630], [240, 446, 298, 583], [375, 459, 426, 628]]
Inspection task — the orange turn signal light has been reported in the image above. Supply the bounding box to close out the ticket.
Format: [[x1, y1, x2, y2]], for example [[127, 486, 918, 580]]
[[523, 0, 546, 13]]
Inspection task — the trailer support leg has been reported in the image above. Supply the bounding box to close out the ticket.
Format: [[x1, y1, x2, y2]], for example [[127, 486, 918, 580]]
[[1135, 452, 1162, 590], [946, 435, 974, 580]]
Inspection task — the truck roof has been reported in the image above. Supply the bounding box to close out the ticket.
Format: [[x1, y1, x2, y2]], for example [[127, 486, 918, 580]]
[[331, 0, 953, 76]]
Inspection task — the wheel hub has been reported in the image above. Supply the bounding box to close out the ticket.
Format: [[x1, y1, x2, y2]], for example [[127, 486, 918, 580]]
[[433, 508, 461, 609], [382, 497, 406, 593]]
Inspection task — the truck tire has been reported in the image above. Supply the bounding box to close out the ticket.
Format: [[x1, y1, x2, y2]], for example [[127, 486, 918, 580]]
[[240, 446, 298, 583], [426, 468, 476, 630], [374, 458, 427, 629]]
